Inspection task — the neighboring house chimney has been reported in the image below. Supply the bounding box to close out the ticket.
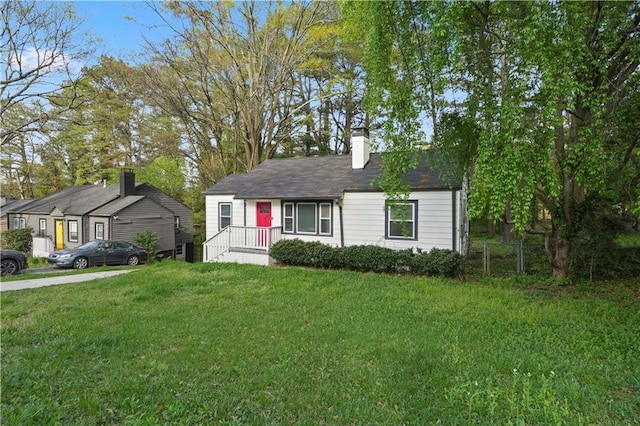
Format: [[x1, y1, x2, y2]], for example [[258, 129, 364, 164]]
[[351, 127, 370, 169], [120, 169, 136, 198]]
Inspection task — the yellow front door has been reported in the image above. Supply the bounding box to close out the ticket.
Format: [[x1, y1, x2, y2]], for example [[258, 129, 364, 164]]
[[55, 220, 64, 249]]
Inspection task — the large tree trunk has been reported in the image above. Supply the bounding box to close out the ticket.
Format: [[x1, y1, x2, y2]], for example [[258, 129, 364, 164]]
[[552, 229, 570, 281], [503, 201, 514, 242]]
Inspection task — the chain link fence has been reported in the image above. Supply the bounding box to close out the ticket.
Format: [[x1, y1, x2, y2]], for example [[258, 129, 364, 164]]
[[467, 237, 550, 276]]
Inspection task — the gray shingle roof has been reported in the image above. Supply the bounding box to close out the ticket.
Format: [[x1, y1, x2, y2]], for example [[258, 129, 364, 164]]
[[90, 196, 146, 216], [1, 199, 33, 215], [6, 184, 121, 215], [204, 152, 460, 199]]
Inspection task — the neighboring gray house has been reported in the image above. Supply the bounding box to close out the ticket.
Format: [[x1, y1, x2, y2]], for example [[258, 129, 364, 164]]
[[1, 197, 32, 232], [5, 170, 194, 261], [203, 128, 468, 265]]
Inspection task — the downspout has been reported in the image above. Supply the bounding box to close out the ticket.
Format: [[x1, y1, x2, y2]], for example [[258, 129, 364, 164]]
[[337, 197, 344, 248], [452, 190, 457, 252], [83, 214, 89, 243]]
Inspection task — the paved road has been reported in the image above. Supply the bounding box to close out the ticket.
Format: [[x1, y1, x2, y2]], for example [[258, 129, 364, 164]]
[[0, 270, 138, 292]]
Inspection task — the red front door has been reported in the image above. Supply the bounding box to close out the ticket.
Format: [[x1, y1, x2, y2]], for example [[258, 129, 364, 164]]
[[256, 202, 272, 247]]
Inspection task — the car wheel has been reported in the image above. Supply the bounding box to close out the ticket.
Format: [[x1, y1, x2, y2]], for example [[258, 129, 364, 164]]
[[1, 259, 18, 276], [73, 257, 88, 269], [127, 255, 139, 266]]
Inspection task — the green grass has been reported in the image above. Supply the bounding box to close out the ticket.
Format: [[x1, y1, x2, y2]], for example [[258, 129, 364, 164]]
[[2, 262, 639, 424], [26, 256, 48, 268]]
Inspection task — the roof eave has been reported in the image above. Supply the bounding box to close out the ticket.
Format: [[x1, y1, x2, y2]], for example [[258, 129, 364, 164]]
[[235, 195, 342, 201]]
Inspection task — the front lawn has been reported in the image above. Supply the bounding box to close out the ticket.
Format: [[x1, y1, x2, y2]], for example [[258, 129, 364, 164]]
[[2, 262, 639, 424]]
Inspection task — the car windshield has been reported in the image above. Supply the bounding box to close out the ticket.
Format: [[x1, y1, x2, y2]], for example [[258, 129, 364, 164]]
[[77, 241, 103, 250]]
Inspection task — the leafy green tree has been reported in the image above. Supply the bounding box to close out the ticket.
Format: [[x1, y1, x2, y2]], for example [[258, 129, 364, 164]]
[[134, 230, 160, 262], [348, 1, 640, 281], [48, 56, 181, 187], [135, 156, 186, 202]]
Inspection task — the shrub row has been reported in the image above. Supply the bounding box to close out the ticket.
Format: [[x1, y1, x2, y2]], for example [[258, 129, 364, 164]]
[[1, 228, 33, 253], [269, 239, 464, 278]]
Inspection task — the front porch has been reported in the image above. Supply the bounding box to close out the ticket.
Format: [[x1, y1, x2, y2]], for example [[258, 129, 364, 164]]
[[32, 236, 55, 257], [203, 226, 282, 265]]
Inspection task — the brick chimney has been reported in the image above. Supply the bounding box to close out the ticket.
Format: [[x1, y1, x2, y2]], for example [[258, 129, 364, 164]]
[[351, 127, 370, 169], [120, 169, 136, 198]]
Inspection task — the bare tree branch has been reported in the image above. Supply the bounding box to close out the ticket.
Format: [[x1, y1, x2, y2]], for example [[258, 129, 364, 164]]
[[1, 0, 93, 147]]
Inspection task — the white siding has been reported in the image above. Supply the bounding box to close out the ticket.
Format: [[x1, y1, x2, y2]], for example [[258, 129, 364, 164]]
[[342, 192, 386, 247], [205, 195, 235, 239], [342, 191, 456, 251], [232, 199, 245, 226], [206, 190, 464, 255]]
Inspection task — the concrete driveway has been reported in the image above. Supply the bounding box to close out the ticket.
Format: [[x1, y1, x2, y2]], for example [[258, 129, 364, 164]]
[[0, 270, 138, 292]]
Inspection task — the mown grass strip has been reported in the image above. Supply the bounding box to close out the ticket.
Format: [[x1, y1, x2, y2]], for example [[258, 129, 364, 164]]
[[2, 261, 639, 424]]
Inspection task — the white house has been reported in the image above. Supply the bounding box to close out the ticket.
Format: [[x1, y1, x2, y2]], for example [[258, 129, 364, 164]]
[[203, 128, 468, 265]]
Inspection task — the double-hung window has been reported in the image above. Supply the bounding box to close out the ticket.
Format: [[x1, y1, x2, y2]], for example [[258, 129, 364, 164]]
[[68, 220, 78, 242], [282, 201, 332, 236], [95, 222, 105, 240], [319, 203, 331, 235], [39, 219, 47, 237], [283, 203, 294, 233], [13, 217, 26, 229], [386, 201, 418, 240], [219, 203, 232, 230]]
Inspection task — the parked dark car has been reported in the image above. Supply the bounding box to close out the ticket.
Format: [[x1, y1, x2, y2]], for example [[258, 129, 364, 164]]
[[47, 240, 147, 269], [0, 249, 29, 276]]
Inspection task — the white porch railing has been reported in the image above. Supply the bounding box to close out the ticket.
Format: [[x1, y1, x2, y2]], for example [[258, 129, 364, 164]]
[[32, 236, 55, 257], [203, 226, 282, 262]]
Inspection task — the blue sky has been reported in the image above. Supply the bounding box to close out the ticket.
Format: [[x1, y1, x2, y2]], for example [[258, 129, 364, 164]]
[[73, 1, 173, 61]]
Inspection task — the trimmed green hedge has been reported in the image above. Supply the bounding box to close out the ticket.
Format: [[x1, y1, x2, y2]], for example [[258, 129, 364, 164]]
[[270, 239, 464, 278], [1, 228, 33, 253]]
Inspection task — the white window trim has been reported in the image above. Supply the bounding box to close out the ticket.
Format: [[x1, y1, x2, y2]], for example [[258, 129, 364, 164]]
[[386, 201, 418, 240], [219, 202, 232, 230], [319, 202, 332, 235], [282, 201, 333, 236], [283, 202, 294, 233], [68, 220, 78, 242], [95, 222, 105, 240]]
